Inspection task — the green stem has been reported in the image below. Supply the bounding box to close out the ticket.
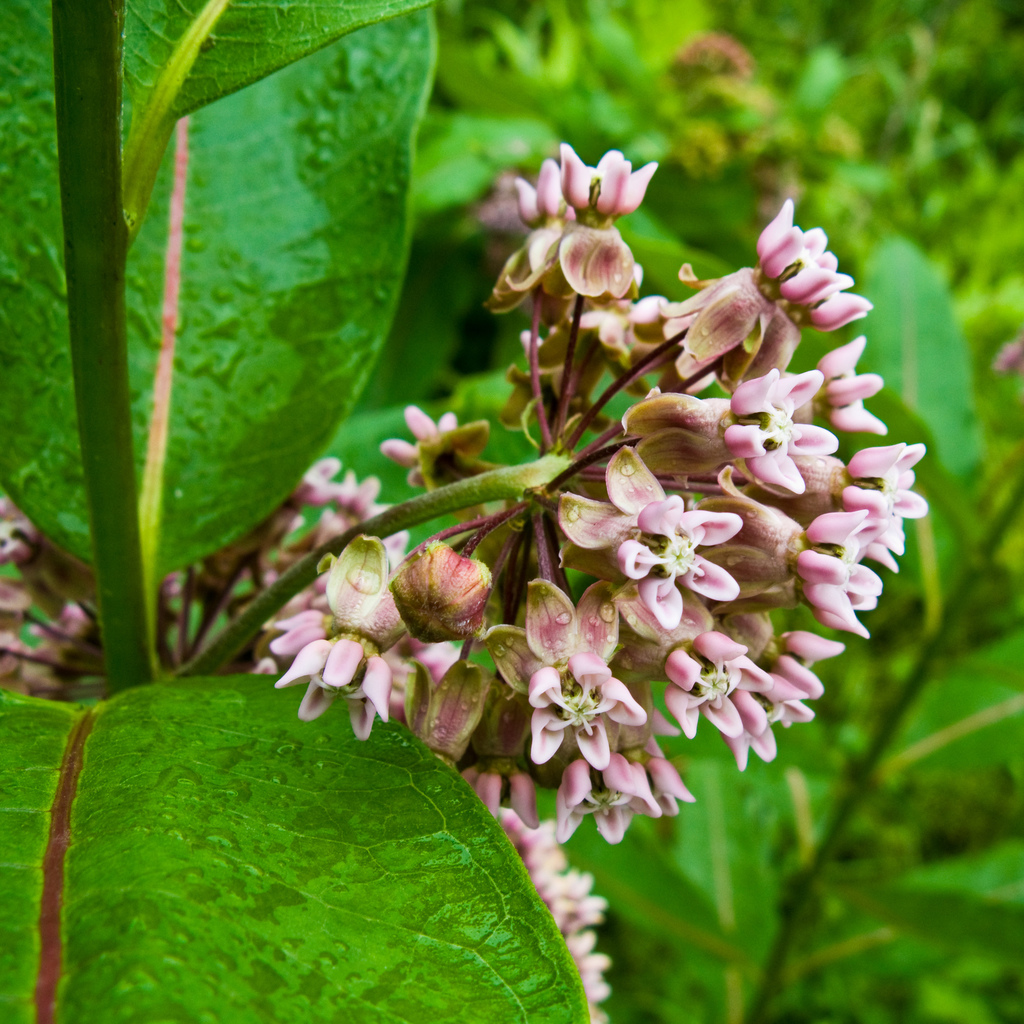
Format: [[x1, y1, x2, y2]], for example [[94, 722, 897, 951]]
[[176, 454, 570, 677], [51, 0, 154, 691]]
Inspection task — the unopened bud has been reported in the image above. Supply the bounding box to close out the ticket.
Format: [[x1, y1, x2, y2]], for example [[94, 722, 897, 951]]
[[405, 660, 492, 762], [391, 542, 492, 643]]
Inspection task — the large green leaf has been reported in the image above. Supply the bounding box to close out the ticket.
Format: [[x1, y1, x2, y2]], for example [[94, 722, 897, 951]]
[[125, 0, 435, 121], [0, 7, 433, 574], [0, 679, 587, 1023], [861, 236, 981, 477]]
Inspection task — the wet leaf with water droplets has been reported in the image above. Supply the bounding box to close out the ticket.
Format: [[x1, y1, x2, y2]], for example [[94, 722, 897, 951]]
[[0, 679, 587, 1022], [0, 9, 433, 573]]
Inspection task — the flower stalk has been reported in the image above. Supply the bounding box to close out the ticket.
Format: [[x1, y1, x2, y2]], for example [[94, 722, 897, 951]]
[[51, 0, 154, 691]]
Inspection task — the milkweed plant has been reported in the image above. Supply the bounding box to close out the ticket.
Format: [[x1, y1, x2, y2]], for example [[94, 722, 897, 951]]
[[3, 2, 1022, 1023]]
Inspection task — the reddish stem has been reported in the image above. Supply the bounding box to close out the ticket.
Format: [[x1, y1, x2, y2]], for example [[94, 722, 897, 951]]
[[528, 289, 553, 452], [566, 329, 686, 449], [553, 293, 585, 441]]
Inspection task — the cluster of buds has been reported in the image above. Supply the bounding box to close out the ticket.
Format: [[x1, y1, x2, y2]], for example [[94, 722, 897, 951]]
[[272, 142, 928, 852]]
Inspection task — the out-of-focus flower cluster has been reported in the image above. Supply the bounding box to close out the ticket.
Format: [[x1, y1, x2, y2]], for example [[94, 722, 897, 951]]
[[501, 810, 611, 1023], [269, 142, 929, 853]]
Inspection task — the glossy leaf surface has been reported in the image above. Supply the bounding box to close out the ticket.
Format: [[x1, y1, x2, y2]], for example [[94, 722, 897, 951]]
[[0, 9, 433, 573], [0, 679, 587, 1023], [125, 0, 435, 120]]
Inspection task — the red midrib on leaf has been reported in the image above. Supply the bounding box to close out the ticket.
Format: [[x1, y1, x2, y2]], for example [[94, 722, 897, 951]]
[[34, 709, 95, 1024]]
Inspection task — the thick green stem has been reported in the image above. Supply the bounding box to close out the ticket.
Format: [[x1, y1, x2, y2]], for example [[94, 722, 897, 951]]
[[52, 0, 154, 691], [177, 454, 570, 677]]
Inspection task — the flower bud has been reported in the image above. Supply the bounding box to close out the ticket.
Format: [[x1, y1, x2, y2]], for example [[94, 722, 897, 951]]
[[322, 536, 404, 653], [405, 660, 492, 762], [391, 542, 493, 643]]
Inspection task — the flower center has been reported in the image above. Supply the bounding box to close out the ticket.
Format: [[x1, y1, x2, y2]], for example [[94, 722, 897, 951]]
[[756, 407, 795, 451], [556, 680, 605, 728], [644, 529, 699, 579], [584, 786, 631, 813], [693, 665, 733, 701]]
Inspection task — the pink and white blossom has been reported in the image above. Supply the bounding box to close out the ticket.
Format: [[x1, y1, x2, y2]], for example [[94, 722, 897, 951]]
[[515, 158, 575, 227], [663, 630, 773, 739], [559, 144, 658, 218], [757, 200, 872, 330], [274, 638, 393, 738], [797, 510, 884, 637], [725, 369, 839, 493], [816, 336, 887, 435], [560, 447, 742, 630], [555, 754, 662, 843], [617, 497, 743, 628]]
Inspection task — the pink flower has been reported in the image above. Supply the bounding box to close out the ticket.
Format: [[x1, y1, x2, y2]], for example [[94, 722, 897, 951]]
[[464, 767, 539, 828], [725, 369, 839, 493], [559, 144, 658, 218], [269, 609, 329, 657], [769, 630, 844, 700], [515, 158, 575, 226], [529, 652, 646, 770], [555, 754, 662, 843], [817, 336, 887, 435], [273, 535, 404, 738], [797, 510, 884, 637], [617, 497, 743, 628], [380, 405, 460, 485], [643, 737, 696, 815], [274, 638, 393, 739], [487, 580, 646, 771], [560, 447, 742, 630], [842, 443, 928, 571], [663, 630, 773, 738], [757, 200, 872, 331]]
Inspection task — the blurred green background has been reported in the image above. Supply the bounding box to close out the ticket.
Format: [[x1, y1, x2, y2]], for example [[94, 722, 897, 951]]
[[334, 1, 1024, 1021]]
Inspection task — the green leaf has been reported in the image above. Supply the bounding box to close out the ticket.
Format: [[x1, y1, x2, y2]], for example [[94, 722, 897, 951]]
[[0, 680, 587, 1023], [0, 2, 87, 550], [126, 0, 435, 119], [861, 237, 981, 477], [838, 849, 1024, 964], [667, 759, 784, 959], [121, 0, 436, 229], [0, 9, 434, 576]]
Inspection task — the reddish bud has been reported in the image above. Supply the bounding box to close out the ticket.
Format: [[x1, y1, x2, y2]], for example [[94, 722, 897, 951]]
[[391, 542, 492, 643]]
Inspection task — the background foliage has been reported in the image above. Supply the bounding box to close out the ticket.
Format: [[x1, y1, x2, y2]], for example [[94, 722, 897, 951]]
[[334, 0, 1024, 1020]]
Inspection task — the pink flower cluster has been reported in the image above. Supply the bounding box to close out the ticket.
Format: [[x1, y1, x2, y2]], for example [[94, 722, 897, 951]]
[[270, 142, 928, 859]]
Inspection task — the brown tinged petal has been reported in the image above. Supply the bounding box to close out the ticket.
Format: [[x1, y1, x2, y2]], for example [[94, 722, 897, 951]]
[[673, 268, 777, 363], [611, 584, 714, 684], [554, 222, 637, 300], [720, 305, 801, 389], [391, 542, 492, 643], [636, 427, 731, 477], [485, 625, 543, 694], [696, 495, 803, 595], [575, 582, 620, 662], [472, 686, 533, 758], [405, 660, 492, 762]]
